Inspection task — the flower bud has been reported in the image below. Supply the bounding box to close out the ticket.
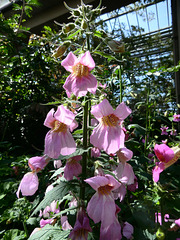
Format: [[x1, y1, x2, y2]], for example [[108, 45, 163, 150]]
[[108, 40, 125, 53], [62, 23, 75, 34], [156, 228, 165, 240], [52, 41, 71, 58], [81, 19, 88, 30]]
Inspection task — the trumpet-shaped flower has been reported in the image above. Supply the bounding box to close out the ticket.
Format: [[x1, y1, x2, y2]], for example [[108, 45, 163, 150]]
[[152, 144, 180, 182], [85, 174, 121, 228], [116, 147, 133, 164], [44, 105, 77, 158], [100, 205, 122, 240], [16, 172, 39, 198], [28, 156, 49, 172], [68, 208, 92, 240], [173, 114, 180, 122], [61, 51, 97, 97], [90, 99, 132, 154], [113, 162, 135, 201], [64, 155, 82, 181], [122, 222, 134, 239]]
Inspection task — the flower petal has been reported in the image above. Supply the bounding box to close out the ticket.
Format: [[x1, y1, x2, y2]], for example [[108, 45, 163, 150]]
[[54, 105, 75, 126], [16, 172, 39, 198], [114, 102, 132, 120], [61, 52, 78, 72], [91, 99, 114, 120], [44, 108, 55, 128], [85, 176, 109, 191], [79, 51, 95, 70]]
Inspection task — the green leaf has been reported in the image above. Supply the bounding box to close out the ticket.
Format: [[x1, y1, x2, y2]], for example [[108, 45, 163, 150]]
[[31, 182, 70, 216], [56, 147, 92, 161], [65, 29, 81, 40], [128, 124, 146, 136], [50, 167, 65, 180], [94, 51, 121, 62], [28, 224, 70, 240]]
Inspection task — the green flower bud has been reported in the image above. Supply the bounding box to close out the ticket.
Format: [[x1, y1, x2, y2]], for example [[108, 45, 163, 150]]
[[52, 41, 71, 58], [62, 23, 75, 34], [156, 228, 165, 240], [108, 40, 125, 53]]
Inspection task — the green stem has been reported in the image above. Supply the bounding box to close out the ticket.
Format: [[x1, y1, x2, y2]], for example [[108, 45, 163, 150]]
[[145, 78, 150, 154], [119, 65, 123, 103], [80, 99, 88, 202], [23, 221, 28, 238]]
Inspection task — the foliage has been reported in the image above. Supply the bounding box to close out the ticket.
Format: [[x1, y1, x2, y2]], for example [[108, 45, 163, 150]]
[[0, 0, 179, 240]]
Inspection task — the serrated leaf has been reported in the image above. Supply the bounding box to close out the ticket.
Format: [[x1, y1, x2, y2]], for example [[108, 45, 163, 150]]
[[29, 224, 70, 240], [50, 167, 65, 180], [31, 182, 70, 216]]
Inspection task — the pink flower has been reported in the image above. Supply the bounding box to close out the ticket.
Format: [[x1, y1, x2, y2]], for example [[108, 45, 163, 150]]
[[28, 156, 49, 172], [116, 147, 133, 164], [100, 205, 122, 240], [44, 105, 77, 158], [170, 129, 177, 136], [40, 218, 54, 228], [173, 114, 180, 122], [54, 160, 62, 168], [127, 176, 138, 192], [113, 162, 135, 201], [16, 172, 39, 198], [39, 200, 60, 218], [64, 155, 82, 181], [61, 216, 72, 230], [90, 99, 132, 154], [152, 162, 165, 182], [122, 222, 134, 239], [85, 174, 120, 228], [68, 208, 92, 240], [61, 51, 97, 97], [154, 144, 175, 163], [175, 218, 180, 227], [99, 82, 107, 89], [160, 126, 169, 135], [155, 213, 169, 225], [91, 147, 101, 158]]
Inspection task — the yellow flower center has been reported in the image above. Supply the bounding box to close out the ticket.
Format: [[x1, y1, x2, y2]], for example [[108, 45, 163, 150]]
[[72, 63, 89, 77], [101, 114, 119, 127], [53, 120, 67, 133], [98, 184, 113, 195]]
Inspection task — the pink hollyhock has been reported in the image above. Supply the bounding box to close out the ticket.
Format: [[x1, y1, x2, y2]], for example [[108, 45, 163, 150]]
[[173, 114, 180, 122], [127, 176, 138, 192], [160, 126, 169, 135], [61, 216, 72, 230], [90, 99, 132, 154], [39, 200, 60, 218], [85, 174, 120, 228], [154, 144, 175, 163], [16, 172, 39, 198], [175, 218, 180, 227], [100, 205, 122, 240], [28, 156, 49, 172], [64, 155, 82, 181], [113, 162, 135, 201], [122, 222, 134, 239], [99, 82, 107, 89], [54, 160, 62, 168], [40, 218, 54, 228], [170, 129, 177, 136], [61, 51, 97, 98], [152, 162, 165, 182], [44, 105, 77, 158], [155, 213, 169, 225], [91, 147, 101, 158], [68, 208, 92, 240], [116, 147, 133, 164]]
